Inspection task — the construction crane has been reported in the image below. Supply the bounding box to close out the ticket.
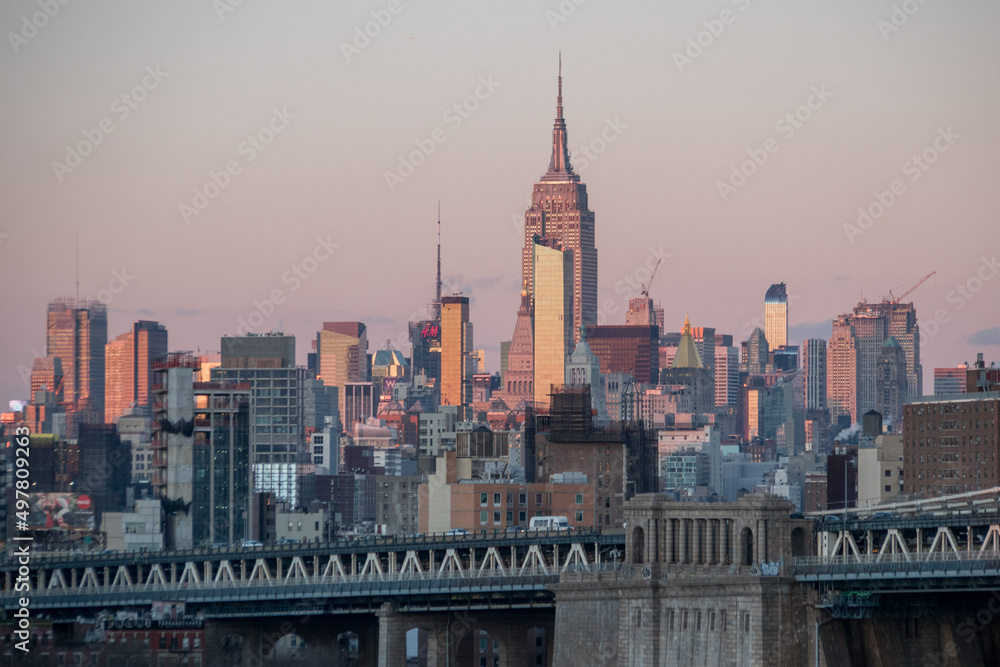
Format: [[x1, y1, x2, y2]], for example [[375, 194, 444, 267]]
[[641, 258, 662, 297], [890, 271, 936, 304]]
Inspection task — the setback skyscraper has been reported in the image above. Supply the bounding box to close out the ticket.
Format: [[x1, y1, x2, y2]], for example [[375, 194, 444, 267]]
[[104, 320, 168, 423], [521, 58, 597, 345]]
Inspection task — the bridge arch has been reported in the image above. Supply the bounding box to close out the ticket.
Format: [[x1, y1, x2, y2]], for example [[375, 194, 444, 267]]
[[267, 633, 307, 662], [741, 527, 754, 566], [632, 526, 645, 564], [405, 627, 430, 666]]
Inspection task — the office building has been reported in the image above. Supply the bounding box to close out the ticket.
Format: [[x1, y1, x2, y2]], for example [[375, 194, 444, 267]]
[[440, 295, 474, 413], [875, 337, 907, 423], [764, 283, 788, 349], [316, 322, 368, 418], [46, 297, 108, 414], [934, 365, 968, 396], [585, 325, 659, 386], [104, 320, 168, 423], [533, 240, 573, 410], [827, 316, 858, 423], [802, 338, 827, 413], [746, 327, 769, 375], [520, 59, 598, 345]]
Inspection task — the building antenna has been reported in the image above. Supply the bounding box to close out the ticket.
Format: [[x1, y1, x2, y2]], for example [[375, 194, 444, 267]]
[[75, 234, 79, 305], [434, 201, 442, 321]]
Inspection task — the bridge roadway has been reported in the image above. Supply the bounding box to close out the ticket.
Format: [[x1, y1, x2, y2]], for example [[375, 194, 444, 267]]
[[1, 529, 626, 616]]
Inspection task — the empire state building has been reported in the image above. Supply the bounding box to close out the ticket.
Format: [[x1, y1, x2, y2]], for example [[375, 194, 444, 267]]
[[521, 58, 598, 345]]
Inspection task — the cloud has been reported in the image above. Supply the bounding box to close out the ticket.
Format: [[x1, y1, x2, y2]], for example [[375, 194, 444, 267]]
[[174, 308, 203, 317], [135, 308, 156, 316], [967, 327, 1000, 346], [831, 275, 850, 283]]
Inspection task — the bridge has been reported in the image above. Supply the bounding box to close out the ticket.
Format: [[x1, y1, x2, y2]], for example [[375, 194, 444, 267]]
[[2, 530, 625, 614]]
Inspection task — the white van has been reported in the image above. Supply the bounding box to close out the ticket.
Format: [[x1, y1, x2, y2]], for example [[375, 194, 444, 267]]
[[528, 516, 571, 531]]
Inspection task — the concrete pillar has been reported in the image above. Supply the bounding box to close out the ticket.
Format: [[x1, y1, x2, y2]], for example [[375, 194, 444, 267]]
[[721, 520, 730, 565], [693, 520, 702, 564], [679, 519, 688, 564], [664, 519, 674, 564], [703, 520, 711, 565], [376, 603, 407, 667]]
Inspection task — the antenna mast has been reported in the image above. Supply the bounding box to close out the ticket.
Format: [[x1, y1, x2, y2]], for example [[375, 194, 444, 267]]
[[433, 202, 442, 321]]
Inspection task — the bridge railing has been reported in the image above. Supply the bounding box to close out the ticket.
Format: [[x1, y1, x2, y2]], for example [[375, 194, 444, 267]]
[[794, 551, 1000, 578], [22, 561, 624, 601]]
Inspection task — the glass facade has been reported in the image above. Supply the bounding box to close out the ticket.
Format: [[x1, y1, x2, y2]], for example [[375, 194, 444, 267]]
[[46, 298, 107, 414]]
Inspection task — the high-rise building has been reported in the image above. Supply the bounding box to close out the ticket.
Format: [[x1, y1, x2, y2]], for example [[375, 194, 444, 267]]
[[934, 365, 968, 396], [316, 322, 368, 419], [827, 316, 858, 423], [875, 337, 908, 423], [585, 325, 659, 386], [408, 320, 441, 388], [30, 356, 63, 403], [213, 347, 307, 466], [746, 327, 769, 375], [625, 297, 664, 330], [714, 338, 739, 409], [440, 295, 473, 412], [502, 290, 535, 404], [104, 320, 168, 423], [764, 283, 788, 349], [852, 300, 922, 401], [520, 59, 597, 346], [533, 241, 573, 410], [221, 332, 294, 368], [802, 338, 827, 412], [46, 298, 108, 415]]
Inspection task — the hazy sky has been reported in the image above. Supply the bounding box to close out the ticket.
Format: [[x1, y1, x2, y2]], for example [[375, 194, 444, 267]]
[[2, 0, 999, 407]]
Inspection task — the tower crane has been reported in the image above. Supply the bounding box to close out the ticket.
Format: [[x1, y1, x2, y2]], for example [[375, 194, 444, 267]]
[[641, 258, 662, 298], [889, 271, 936, 304]]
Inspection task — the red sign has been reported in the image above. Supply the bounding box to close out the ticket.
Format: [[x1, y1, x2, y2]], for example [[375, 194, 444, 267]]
[[77, 495, 92, 511], [421, 324, 439, 339]]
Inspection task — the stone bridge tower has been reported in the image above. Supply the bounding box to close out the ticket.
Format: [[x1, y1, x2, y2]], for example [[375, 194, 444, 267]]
[[552, 494, 814, 666]]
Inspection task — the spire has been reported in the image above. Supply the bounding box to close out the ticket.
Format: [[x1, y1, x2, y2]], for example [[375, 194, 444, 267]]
[[430, 202, 442, 322], [682, 313, 692, 336], [544, 53, 577, 181]]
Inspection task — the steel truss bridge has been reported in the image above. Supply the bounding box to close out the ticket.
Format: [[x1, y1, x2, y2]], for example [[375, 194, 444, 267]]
[[795, 489, 1000, 617], [1, 530, 626, 616]]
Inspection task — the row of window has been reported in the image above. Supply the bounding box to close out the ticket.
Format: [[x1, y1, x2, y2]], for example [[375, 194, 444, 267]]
[[478, 492, 585, 507]]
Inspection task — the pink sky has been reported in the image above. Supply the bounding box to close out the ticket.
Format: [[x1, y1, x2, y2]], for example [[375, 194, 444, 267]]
[[2, 0, 999, 407]]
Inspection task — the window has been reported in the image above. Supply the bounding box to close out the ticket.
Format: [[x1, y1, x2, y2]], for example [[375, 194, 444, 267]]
[[535, 493, 543, 507], [480, 511, 488, 525], [493, 493, 501, 506], [480, 493, 488, 506], [575, 493, 583, 504], [519, 493, 526, 505], [494, 511, 501, 524], [576, 511, 583, 522], [885, 469, 892, 477], [507, 511, 513, 523], [519, 511, 526, 522]]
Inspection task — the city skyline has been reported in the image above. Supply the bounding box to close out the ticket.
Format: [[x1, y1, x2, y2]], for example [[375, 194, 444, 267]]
[[3, 1, 1000, 409]]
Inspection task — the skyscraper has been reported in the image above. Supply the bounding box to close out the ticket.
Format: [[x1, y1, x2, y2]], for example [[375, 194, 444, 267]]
[[46, 297, 108, 415], [802, 338, 827, 412], [316, 322, 368, 419], [532, 240, 573, 410], [875, 337, 907, 423], [440, 295, 473, 413], [934, 365, 968, 396], [746, 327, 769, 375], [827, 316, 858, 422], [764, 283, 788, 349], [521, 58, 598, 345], [104, 320, 168, 423]]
